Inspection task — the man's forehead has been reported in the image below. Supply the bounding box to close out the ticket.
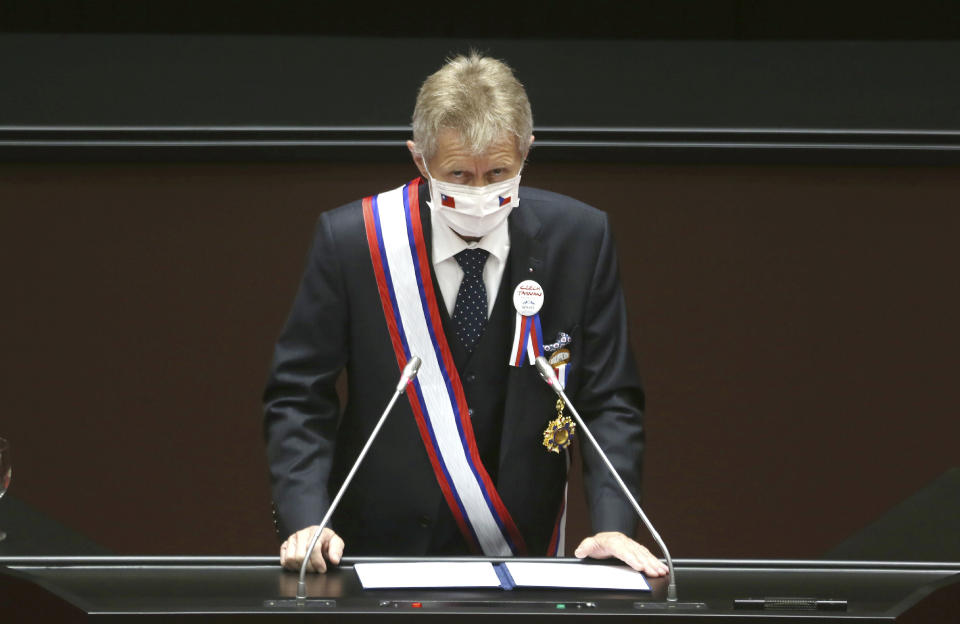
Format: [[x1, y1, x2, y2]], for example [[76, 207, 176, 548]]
[[433, 129, 520, 164]]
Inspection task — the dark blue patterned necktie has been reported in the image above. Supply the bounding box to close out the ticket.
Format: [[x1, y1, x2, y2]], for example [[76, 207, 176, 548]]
[[452, 248, 490, 352]]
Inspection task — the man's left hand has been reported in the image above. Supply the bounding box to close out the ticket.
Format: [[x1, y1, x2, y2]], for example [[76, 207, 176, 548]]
[[574, 531, 669, 577]]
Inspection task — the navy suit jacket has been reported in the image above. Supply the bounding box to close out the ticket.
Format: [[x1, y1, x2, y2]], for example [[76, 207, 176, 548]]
[[263, 178, 644, 556]]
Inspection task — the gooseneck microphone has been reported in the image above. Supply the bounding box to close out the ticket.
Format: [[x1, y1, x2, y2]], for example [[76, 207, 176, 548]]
[[534, 356, 681, 604], [295, 356, 422, 601]]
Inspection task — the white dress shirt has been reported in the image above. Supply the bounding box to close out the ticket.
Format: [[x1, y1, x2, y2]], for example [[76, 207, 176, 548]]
[[429, 204, 511, 318]]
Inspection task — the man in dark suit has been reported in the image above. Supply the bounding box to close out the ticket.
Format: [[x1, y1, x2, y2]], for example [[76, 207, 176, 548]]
[[264, 52, 666, 577]]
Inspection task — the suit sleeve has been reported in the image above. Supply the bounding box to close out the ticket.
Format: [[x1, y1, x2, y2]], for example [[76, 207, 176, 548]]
[[576, 213, 646, 537], [263, 212, 348, 538]]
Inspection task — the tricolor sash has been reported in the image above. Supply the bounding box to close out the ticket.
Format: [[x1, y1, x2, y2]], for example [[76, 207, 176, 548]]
[[362, 179, 527, 556]]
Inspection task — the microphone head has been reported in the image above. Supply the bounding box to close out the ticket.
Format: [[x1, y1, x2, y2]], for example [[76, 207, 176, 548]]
[[396, 356, 422, 392], [534, 356, 559, 388], [405, 355, 422, 379]]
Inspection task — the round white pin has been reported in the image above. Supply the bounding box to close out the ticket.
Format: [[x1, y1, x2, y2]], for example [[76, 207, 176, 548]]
[[513, 280, 544, 316]]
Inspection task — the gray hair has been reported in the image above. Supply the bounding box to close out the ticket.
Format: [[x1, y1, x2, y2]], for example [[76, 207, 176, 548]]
[[412, 52, 533, 160]]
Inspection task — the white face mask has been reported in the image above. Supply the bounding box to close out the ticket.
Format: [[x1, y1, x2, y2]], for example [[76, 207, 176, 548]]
[[425, 167, 521, 238]]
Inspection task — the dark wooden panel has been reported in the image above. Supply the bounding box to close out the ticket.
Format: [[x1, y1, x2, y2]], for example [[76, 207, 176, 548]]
[[1, 162, 957, 560]]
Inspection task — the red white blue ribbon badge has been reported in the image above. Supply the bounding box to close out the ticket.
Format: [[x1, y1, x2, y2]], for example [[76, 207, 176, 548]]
[[509, 280, 545, 367]]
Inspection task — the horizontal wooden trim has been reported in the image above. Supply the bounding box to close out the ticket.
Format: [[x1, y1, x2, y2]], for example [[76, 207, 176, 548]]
[[3, 126, 960, 163]]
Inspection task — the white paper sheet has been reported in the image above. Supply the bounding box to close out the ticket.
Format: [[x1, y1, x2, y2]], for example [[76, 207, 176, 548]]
[[504, 561, 651, 591], [354, 562, 503, 589]]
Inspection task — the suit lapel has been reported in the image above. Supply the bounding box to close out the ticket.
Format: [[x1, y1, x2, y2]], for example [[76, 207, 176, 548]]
[[506, 201, 545, 285], [497, 201, 545, 474]]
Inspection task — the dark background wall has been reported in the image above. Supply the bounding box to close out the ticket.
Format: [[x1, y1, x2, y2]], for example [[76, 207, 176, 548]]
[[3, 0, 960, 39], [1, 1, 958, 559], [2, 161, 957, 558]]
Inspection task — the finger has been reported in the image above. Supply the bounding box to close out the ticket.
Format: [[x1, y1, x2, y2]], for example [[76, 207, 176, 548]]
[[305, 529, 326, 573], [316, 528, 340, 573], [634, 549, 660, 576], [615, 543, 646, 572], [284, 534, 302, 571], [582, 534, 621, 560], [280, 541, 289, 568], [326, 533, 345, 566], [599, 536, 648, 573], [632, 545, 668, 577], [294, 531, 315, 573], [634, 544, 668, 577], [311, 531, 328, 574], [573, 537, 597, 559], [295, 531, 313, 572], [645, 553, 669, 577], [574, 536, 598, 559]]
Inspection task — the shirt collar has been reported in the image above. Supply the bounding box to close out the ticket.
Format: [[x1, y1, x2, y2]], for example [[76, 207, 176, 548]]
[[430, 206, 511, 266]]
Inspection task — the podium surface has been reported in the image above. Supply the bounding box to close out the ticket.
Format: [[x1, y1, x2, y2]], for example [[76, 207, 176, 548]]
[[2, 556, 957, 622]]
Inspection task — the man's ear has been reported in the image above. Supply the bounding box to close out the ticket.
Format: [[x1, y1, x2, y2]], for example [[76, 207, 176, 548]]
[[407, 140, 429, 179], [522, 134, 535, 163]]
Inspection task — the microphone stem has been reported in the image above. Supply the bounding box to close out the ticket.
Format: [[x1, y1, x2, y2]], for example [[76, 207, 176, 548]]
[[296, 385, 407, 601], [555, 385, 678, 602]]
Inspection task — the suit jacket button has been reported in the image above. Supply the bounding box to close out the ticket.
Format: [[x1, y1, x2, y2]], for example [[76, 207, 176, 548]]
[[465, 373, 476, 382], [418, 515, 431, 528]]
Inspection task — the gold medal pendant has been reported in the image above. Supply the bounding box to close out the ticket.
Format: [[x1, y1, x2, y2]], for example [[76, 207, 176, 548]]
[[542, 398, 576, 453]]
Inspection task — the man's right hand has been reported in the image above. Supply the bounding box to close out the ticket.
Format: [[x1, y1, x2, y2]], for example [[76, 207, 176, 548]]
[[280, 526, 345, 573]]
